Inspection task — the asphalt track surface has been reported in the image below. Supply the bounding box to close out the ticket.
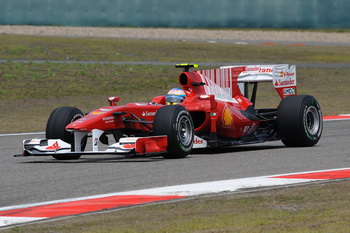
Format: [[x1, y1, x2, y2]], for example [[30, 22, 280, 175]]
[[1, 120, 349, 209]]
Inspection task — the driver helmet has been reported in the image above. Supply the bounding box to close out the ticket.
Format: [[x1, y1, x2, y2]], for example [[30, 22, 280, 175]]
[[165, 88, 186, 105]]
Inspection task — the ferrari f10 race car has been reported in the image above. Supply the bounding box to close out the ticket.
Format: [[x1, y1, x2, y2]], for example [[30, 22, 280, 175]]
[[16, 63, 323, 160]]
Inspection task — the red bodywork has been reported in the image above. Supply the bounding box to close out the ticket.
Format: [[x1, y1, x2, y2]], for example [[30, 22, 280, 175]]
[[65, 67, 258, 142], [19, 64, 301, 158]]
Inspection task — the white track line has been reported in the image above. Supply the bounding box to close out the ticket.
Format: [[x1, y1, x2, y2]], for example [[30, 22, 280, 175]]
[[0, 132, 44, 137]]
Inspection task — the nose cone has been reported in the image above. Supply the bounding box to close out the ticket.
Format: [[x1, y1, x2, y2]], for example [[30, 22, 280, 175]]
[[65, 106, 123, 132], [65, 117, 90, 131]]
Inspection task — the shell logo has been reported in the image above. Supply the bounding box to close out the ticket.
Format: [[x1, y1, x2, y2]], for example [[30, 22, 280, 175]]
[[222, 107, 233, 127]]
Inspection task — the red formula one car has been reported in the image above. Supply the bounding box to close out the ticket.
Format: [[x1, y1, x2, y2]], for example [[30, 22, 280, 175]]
[[17, 63, 323, 160]]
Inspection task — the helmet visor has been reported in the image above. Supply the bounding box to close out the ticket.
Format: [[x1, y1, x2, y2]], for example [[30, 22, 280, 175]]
[[166, 95, 184, 104]]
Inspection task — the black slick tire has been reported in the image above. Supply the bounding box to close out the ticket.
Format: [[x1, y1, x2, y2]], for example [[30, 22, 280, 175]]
[[153, 105, 194, 159], [46, 107, 85, 160], [277, 95, 323, 147]]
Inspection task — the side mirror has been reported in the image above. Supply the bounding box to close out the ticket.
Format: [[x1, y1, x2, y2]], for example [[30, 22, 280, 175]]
[[108, 97, 120, 106]]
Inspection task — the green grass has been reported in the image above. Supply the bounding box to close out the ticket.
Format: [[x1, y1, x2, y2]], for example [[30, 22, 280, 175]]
[[2, 34, 350, 63], [3, 180, 350, 233], [0, 63, 178, 100], [0, 63, 180, 133]]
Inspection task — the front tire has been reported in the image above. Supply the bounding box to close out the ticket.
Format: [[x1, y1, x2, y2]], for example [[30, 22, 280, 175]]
[[153, 105, 194, 159], [46, 107, 85, 160], [277, 95, 323, 147]]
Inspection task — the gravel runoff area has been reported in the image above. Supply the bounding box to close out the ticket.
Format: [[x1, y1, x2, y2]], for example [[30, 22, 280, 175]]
[[1, 25, 350, 45]]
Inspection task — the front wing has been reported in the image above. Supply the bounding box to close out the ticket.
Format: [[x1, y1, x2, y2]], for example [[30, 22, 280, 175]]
[[16, 136, 168, 157], [15, 135, 209, 158]]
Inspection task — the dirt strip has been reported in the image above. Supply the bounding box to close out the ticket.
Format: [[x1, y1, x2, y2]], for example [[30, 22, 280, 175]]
[[1, 25, 350, 44]]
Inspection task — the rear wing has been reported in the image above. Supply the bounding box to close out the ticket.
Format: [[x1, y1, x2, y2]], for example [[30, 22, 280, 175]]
[[196, 64, 297, 102], [222, 64, 297, 99]]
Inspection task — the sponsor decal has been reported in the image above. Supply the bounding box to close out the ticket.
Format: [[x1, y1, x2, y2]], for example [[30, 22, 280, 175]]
[[94, 138, 99, 146], [283, 88, 296, 96], [91, 111, 104, 115], [103, 116, 114, 120], [274, 78, 295, 87], [241, 123, 258, 135], [280, 71, 295, 77], [121, 144, 135, 149], [121, 138, 137, 142], [222, 107, 233, 127], [242, 67, 273, 73], [242, 126, 250, 133], [273, 66, 296, 92], [258, 68, 273, 73], [142, 111, 156, 117], [29, 139, 41, 144], [244, 67, 260, 72], [194, 138, 204, 144], [192, 136, 207, 148], [46, 141, 60, 150], [103, 116, 115, 123]]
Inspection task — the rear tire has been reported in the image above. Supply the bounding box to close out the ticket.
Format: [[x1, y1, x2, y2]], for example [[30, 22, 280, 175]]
[[153, 105, 194, 159], [277, 95, 323, 147], [46, 107, 85, 160]]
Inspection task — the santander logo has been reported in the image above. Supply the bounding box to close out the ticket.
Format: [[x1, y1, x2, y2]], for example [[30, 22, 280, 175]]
[[274, 78, 295, 87], [142, 111, 156, 117]]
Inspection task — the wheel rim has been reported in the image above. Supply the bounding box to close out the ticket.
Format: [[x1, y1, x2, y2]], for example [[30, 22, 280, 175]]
[[178, 115, 193, 146], [305, 106, 320, 136]]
